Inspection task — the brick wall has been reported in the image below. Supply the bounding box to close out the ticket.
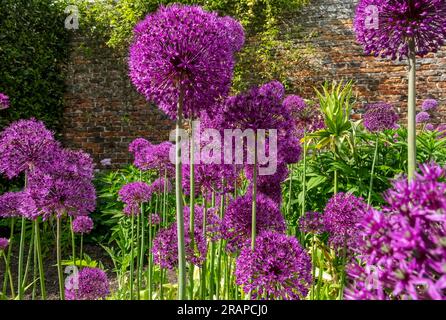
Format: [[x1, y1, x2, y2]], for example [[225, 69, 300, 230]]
[[62, 35, 174, 169], [62, 0, 446, 168]]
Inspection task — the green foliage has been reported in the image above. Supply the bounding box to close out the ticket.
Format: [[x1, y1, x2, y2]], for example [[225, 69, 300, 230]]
[[0, 0, 69, 133], [66, 0, 310, 92]]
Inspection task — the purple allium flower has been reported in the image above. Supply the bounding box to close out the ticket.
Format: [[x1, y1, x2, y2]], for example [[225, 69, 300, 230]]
[[0, 93, 9, 110], [0, 238, 9, 251], [129, 4, 242, 120], [323, 192, 369, 252], [363, 103, 399, 132], [222, 81, 287, 131], [219, 16, 245, 52], [130, 139, 174, 174], [118, 182, 152, 216], [0, 119, 60, 179], [284, 96, 325, 133], [149, 177, 172, 195], [437, 123, 446, 139], [425, 123, 435, 131], [65, 267, 110, 300], [152, 206, 211, 269], [422, 99, 439, 112], [59, 149, 95, 181], [347, 163, 446, 300], [235, 231, 312, 300], [222, 193, 286, 252], [0, 191, 35, 218], [26, 171, 96, 220], [299, 211, 325, 234], [100, 158, 112, 167], [416, 111, 431, 124], [72, 216, 94, 234], [148, 213, 161, 226], [354, 0, 446, 60]]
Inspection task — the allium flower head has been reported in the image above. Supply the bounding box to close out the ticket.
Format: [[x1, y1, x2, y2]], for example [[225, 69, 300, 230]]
[[152, 205, 211, 269], [149, 177, 172, 194], [148, 213, 161, 226], [0, 191, 35, 218], [130, 140, 174, 174], [0, 238, 9, 251], [437, 123, 446, 139], [219, 16, 245, 52], [65, 267, 110, 300], [323, 192, 369, 251], [425, 123, 435, 131], [0, 93, 9, 110], [347, 163, 446, 300], [72, 216, 94, 234], [235, 231, 312, 300], [363, 102, 399, 132], [0, 119, 59, 179], [284, 96, 325, 133], [222, 193, 286, 252], [118, 182, 152, 216], [416, 111, 431, 124], [422, 99, 438, 112], [299, 211, 325, 234], [354, 0, 446, 60], [26, 171, 96, 219], [129, 4, 242, 120]]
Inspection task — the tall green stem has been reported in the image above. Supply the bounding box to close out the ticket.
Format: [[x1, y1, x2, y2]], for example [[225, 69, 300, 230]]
[[251, 134, 258, 250], [367, 135, 379, 205], [200, 195, 207, 300], [56, 217, 64, 300], [136, 211, 141, 300], [407, 39, 417, 180], [70, 217, 76, 266], [175, 88, 186, 300], [129, 213, 135, 300], [139, 203, 145, 300], [147, 204, 153, 300], [34, 219, 46, 299], [301, 129, 307, 217], [2, 250, 15, 299], [189, 118, 196, 299], [17, 217, 26, 299], [3, 218, 15, 298]]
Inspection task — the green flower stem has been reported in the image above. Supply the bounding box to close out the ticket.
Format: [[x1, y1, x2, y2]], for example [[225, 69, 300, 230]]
[[2, 218, 15, 298], [79, 235, 84, 265], [129, 212, 135, 300], [407, 39, 417, 180], [22, 218, 34, 295], [17, 217, 27, 299], [140, 203, 145, 300], [136, 211, 141, 300], [301, 129, 307, 217], [2, 250, 14, 299], [216, 184, 226, 299], [311, 234, 316, 300], [286, 163, 294, 217], [70, 217, 76, 266], [200, 194, 208, 299], [32, 231, 37, 300], [367, 135, 380, 205], [189, 119, 196, 300], [34, 219, 46, 299], [175, 88, 186, 300], [251, 134, 258, 250], [56, 217, 64, 300], [147, 204, 153, 300]]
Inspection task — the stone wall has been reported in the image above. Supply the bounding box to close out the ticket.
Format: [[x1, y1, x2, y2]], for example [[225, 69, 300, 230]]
[[62, 0, 446, 168]]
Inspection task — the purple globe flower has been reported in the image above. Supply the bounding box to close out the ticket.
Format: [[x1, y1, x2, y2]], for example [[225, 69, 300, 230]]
[[148, 213, 161, 226], [425, 123, 435, 131], [422, 99, 438, 112], [72, 216, 94, 234], [299, 211, 325, 234], [354, 0, 446, 60], [222, 192, 286, 252], [130, 139, 174, 174], [0, 93, 9, 110], [149, 177, 172, 195], [323, 192, 369, 252], [235, 231, 312, 300], [437, 123, 446, 139], [65, 267, 110, 300], [118, 182, 152, 216], [152, 206, 210, 269], [219, 16, 245, 52], [284, 96, 325, 133], [0, 191, 34, 218], [416, 111, 431, 124], [129, 4, 242, 120], [363, 103, 399, 132], [0, 119, 60, 179], [347, 163, 446, 300], [0, 238, 9, 251]]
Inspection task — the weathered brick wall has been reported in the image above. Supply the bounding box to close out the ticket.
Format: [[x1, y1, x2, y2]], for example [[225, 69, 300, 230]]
[[62, 35, 174, 169], [288, 0, 446, 119], [62, 0, 446, 168]]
